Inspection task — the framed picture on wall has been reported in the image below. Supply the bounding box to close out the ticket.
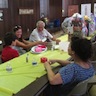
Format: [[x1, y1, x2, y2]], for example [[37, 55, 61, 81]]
[[81, 4, 91, 17], [94, 3, 96, 17]]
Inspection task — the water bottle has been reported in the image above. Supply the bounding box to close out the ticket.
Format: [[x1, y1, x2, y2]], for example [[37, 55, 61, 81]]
[[26, 54, 29, 63], [32, 58, 37, 66], [6, 62, 12, 72], [32, 61, 37, 65], [51, 45, 54, 51]]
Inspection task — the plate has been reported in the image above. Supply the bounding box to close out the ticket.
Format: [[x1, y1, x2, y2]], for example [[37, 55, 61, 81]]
[[30, 45, 47, 54]]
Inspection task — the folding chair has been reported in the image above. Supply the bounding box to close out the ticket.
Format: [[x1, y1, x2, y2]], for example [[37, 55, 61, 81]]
[[67, 75, 96, 96]]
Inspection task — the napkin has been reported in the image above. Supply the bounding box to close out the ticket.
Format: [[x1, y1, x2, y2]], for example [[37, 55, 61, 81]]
[[59, 41, 70, 52]]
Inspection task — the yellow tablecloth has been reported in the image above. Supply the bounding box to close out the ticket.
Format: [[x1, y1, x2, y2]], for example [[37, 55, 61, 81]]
[[0, 34, 70, 96], [59, 34, 68, 41]]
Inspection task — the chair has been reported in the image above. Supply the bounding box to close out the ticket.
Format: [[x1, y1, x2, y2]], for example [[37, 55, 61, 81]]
[[67, 75, 96, 96], [91, 42, 96, 61], [88, 61, 96, 96], [67, 61, 96, 96]]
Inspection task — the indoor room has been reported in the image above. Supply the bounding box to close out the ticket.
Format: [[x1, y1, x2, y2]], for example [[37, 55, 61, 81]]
[[0, 0, 96, 96]]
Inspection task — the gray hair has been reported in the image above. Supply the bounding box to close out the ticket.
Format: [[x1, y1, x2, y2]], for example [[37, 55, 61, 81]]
[[36, 20, 45, 27]]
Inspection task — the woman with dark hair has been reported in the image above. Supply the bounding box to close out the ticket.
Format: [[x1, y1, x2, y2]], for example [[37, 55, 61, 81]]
[[44, 37, 95, 95], [13, 25, 46, 54]]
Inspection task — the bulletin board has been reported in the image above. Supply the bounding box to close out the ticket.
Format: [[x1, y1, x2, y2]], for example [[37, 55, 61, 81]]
[[81, 4, 91, 17]]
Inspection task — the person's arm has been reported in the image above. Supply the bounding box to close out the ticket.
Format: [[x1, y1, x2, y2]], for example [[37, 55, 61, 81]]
[[45, 30, 61, 44], [44, 62, 63, 85], [44, 61, 75, 85], [22, 39, 31, 44], [49, 59, 71, 66], [15, 39, 46, 49], [51, 37, 61, 44]]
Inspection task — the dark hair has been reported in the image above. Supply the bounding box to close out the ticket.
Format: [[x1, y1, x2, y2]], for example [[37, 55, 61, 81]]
[[13, 25, 23, 41], [4, 32, 17, 46], [71, 37, 92, 61], [13, 25, 21, 32]]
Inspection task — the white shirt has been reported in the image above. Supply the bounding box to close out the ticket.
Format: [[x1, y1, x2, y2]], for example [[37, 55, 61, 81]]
[[29, 28, 53, 42]]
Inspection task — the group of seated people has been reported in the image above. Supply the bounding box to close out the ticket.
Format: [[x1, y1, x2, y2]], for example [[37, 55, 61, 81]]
[[1, 20, 95, 95], [1, 20, 61, 62]]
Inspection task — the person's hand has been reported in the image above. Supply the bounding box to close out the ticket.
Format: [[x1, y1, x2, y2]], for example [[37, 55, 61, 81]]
[[44, 61, 50, 71], [38, 41, 48, 45], [44, 61, 49, 67], [56, 39, 61, 44]]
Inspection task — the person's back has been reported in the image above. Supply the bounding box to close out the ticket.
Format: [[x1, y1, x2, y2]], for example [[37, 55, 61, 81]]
[[2, 46, 19, 62], [44, 37, 95, 96], [1, 32, 19, 63], [58, 62, 94, 95]]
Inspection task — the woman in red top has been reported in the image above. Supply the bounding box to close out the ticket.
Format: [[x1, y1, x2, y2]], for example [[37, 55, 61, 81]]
[[1, 32, 19, 62]]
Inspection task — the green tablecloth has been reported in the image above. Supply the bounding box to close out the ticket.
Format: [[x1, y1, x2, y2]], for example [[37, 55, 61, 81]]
[[0, 34, 70, 96]]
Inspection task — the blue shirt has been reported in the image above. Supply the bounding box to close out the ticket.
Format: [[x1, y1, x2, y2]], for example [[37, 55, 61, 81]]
[[59, 63, 95, 85]]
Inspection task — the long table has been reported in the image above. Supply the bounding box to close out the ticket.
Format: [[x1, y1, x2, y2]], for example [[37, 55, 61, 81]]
[[0, 33, 93, 96], [0, 34, 70, 96]]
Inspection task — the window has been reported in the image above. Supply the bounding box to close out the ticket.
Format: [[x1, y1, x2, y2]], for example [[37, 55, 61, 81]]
[[40, 0, 49, 18], [62, 0, 68, 17], [0, 0, 8, 8]]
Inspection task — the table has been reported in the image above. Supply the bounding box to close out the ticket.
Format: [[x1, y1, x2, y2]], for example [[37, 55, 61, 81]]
[[0, 34, 70, 96]]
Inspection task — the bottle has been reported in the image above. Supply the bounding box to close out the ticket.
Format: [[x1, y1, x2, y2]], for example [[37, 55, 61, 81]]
[[68, 32, 71, 42], [51, 45, 54, 51], [6, 62, 12, 72], [32, 61, 37, 65], [26, 54, 29, 63], [32, 58, 37, 66]]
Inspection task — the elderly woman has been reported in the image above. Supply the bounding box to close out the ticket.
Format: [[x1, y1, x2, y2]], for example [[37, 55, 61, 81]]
[[44, 37, 94, 96], [29, 20, 60, 44], [13, 25, 46, 55]]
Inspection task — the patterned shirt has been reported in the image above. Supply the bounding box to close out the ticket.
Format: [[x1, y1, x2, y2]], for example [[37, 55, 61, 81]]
[[59, 63, 95, 85]]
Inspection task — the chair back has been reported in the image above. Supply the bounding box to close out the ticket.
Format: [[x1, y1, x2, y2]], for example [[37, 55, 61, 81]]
[[67, 77, 93, 96]]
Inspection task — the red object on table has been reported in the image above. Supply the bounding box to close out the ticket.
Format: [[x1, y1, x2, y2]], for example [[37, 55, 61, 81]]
[[40, 57, 47, 63]]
